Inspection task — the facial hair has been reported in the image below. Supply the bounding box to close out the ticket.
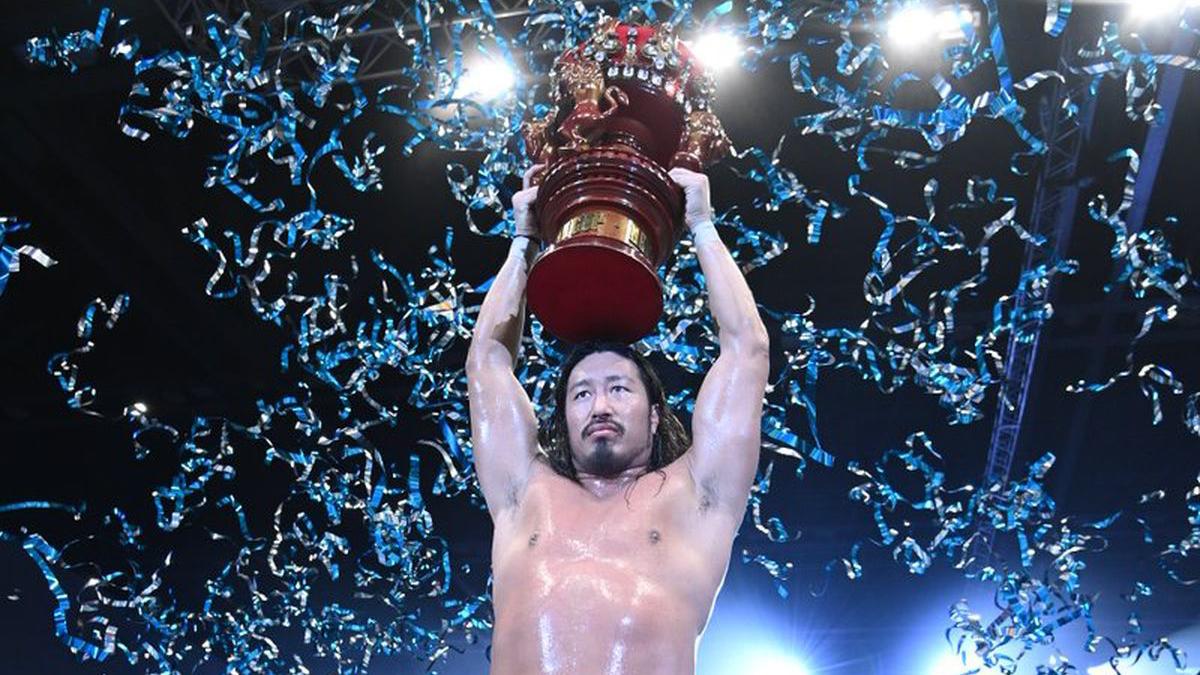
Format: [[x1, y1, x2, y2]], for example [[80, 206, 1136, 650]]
[[587, 436, 621, 476], [577, 417, 655, 477]]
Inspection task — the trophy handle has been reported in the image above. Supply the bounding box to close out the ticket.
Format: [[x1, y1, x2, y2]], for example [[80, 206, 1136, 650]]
[[670, 109, 732, 172], [669, 152, 703, 173], [601, 85, 629, 115], [521, 106, 560, 171], [558, 62, 634, 153]]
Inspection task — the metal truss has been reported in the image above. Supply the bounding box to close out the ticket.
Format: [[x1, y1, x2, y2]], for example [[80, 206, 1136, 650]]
[[974, 43, 1099, 562], [984, 75, 1098, 483], [148, 0, 852, 85], [151, 0, 257, 46], [149, 0, 609, 85]]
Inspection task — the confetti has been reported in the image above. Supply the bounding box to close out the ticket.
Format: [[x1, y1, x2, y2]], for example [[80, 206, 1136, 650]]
[[0, 216, 56, 299], [9, 2, 1200, 672]]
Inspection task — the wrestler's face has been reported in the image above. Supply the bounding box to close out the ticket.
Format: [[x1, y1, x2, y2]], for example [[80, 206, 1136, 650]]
[[564, 351, 660, 477]]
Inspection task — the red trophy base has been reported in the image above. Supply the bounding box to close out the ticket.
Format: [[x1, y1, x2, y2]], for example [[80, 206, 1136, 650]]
[[526, 236, 662, 344], [528, 146, 683, 344]]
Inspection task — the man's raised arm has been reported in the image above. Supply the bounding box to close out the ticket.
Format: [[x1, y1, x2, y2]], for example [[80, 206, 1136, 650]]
[[669, 168, 770, 518], [465, 167, 542, 518]]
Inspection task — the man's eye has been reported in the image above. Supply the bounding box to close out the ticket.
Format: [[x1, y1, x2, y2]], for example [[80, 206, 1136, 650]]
[[573, 391, 590, 400], [612, 385, 629, 393]]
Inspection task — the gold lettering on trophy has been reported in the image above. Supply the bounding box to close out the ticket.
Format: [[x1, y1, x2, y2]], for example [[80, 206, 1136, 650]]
[[557, 210, 652, 259]]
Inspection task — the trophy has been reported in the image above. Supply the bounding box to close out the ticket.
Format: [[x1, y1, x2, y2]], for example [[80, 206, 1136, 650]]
[[522, 14, 732, 344]]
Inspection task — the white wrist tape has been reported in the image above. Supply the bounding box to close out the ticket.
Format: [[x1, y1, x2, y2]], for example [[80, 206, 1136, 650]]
[[690, 219, 720, 247], [508, 235, 538, 259]]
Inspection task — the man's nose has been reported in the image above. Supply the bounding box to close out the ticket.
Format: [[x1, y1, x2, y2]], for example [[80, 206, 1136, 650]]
[[590, 391, 614, 415]]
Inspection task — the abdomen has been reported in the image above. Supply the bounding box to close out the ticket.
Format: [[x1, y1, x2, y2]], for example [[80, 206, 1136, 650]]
[[491, 556, 702, 674]]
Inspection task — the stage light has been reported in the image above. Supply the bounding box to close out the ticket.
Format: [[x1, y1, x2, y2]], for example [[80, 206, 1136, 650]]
[[1128, 0, 1184, 20], [692, 31, 743, 72], [454, 59, 516, 101], [887, 5, 935, 48], [1127, 0, 1200, 24], [888, 4, 974, 49], [739, 648, 811, 675]]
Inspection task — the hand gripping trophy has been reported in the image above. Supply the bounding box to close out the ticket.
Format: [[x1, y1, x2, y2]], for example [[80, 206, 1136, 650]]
[[520, 14, 733, 344]]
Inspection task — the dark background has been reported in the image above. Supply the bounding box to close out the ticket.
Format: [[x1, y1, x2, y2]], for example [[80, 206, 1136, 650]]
[[2, 1, 1199, 673]]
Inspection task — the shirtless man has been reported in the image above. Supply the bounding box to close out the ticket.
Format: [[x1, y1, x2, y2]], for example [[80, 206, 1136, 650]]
[[465, 165, 770, 674]]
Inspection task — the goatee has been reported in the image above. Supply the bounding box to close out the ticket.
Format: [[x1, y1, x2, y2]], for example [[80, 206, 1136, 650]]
[[587, 438, 620, 476]]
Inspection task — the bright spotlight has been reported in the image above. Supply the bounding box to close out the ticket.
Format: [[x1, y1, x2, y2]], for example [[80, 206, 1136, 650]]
[[1130, 0, 1180, 19], [691, 31, 743, 72], [888, 4, 974, 49], [1128, 0, 1200, 20], [454, 59, 516, 101], [741, 648, 811, 675], [888, 4, 936, 48]]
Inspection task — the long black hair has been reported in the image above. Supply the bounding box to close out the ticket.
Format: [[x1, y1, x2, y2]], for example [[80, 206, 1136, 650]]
[[537, 341, 691, 482]]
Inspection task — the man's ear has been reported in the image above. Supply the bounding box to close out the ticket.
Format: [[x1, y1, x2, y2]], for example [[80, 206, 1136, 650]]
[[650, 404, 660, 435]]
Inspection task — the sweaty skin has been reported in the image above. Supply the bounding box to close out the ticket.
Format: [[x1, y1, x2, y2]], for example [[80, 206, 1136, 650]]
[[488, 450, 743, 674], [466, 166, 769, 674]]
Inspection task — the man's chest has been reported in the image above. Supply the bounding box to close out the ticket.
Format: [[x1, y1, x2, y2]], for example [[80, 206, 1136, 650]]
[[490, 461, 736, 606], [506, 462, 695, 544], [519, 493, 683, 566]]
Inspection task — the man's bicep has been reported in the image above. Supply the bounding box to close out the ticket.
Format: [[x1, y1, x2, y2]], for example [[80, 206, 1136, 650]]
[[467, 363, 539, 514], [687, 349, 769, 513]]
